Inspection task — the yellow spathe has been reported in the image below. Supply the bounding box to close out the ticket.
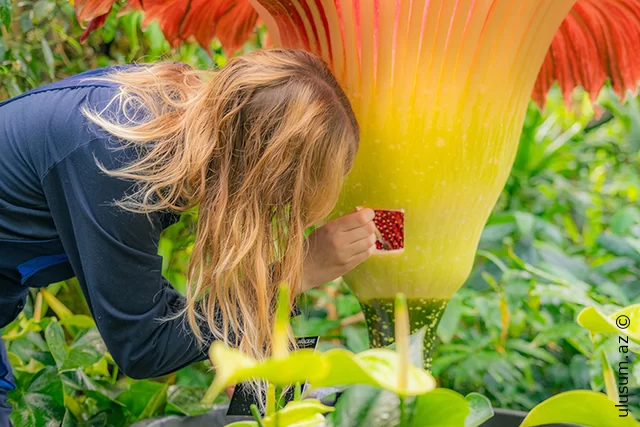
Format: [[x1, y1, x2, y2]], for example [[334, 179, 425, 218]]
[[252, 1, 578, 300]]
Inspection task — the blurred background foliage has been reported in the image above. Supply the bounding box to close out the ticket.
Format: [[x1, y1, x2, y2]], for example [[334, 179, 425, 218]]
[[1, 0, 639, 425]]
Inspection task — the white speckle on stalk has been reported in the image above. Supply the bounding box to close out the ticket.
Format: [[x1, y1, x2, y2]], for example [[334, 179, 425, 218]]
[[436, 137, 446, 148], [375, 139, 381, 144], [440, 181, 447, 186]]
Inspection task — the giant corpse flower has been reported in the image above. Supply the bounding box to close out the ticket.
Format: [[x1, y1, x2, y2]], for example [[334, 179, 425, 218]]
[[76, 0, 640, 366]]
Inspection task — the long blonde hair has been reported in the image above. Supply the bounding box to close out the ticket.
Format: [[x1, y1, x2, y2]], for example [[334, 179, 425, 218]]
[[83, 49, 359, 364]]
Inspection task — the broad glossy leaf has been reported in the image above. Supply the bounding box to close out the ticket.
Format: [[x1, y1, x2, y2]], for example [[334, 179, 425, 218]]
[[204, 344, 330, 404], [44, 321, 67, 368], [314, 349, 436, 396], [60, 329, 104, 371], [117, 380, 168, 420], [464, 393, 493, 427], [519, 391, 638, 427], [45, 323, 104, 372], [136, 382, 168, 421], [577, 305, 640, 343], [410, 389, 469, 427], [8, 366, 65, 426]]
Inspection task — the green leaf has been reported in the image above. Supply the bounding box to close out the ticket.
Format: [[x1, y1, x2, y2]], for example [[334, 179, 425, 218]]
[[228, 400, 331, 427], [464, 393, 493, 427], [44, 321, 67, 368], [165, 386, 211, 416], [437, 297, 464, 344], [519, 391, 638, 427], [577, 304, 640, 343], [343, 325, 369, 353], [59, 315, 96, 329], [262, 400, 333, 427], [0, 0, 11, 30], [205, 335, 435, 404], [40, 37, 54, 79], [61, 329, 104, 371], [46, 323, 104, 372], [313, 349, 436, 396], [611, 206, 640, 235], [117, 380, 168, 419], [410, 389, 469, 427], [136, 382, 168, 421], [8, 366, 65, 426], [331, 386, 400, 427]]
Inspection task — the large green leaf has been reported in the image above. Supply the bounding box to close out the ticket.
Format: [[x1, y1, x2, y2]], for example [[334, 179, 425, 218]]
[[313, 349, 436, 396], [117, 380, 168, 420], [464, 393, 493, 427], [45, 322, 104, 372], [136, 382, 169, 421], [577, 305, 640, 343], [410, 389, 469, 427], [8, 366, 65, 426], [205, 337, 435, 404], [519, 391, 638, 427]]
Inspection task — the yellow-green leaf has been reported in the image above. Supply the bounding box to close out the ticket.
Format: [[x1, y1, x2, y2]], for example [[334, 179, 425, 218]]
[[577, 305, 640, 343], [313, 348, 436, 396], [203, 344, 329, 405], [411, 389, 469, 427], [262, 400, 333, 427], [520, 391, 638, 427], [59, 315, 96, 329], [226, 400, 333, 427]]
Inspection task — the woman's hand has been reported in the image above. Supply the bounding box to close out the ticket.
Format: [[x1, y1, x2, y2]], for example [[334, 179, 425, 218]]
[[302, 208, 378, 291]]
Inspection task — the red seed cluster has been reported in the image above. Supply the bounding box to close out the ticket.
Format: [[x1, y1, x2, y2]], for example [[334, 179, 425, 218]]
[[373, 210, 404, 250]]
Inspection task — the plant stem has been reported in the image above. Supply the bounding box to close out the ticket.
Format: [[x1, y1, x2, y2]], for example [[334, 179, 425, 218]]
[[267, 383, 276, 415], [33, 292, 43, 322], [294, 382, 302, 401], [399, 396, 408, 427], [250, 405, 265, 427]]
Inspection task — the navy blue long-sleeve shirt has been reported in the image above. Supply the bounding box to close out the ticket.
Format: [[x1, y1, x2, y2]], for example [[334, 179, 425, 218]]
[[0, 64, 211, 380]]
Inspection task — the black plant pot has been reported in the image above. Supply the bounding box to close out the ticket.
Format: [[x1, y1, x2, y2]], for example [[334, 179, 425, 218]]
[[482, 409, 578, 427], [131, 406, 580, 427]]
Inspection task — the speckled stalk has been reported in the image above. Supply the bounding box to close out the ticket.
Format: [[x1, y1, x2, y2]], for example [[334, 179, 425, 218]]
[[360, 298, 448, 370]]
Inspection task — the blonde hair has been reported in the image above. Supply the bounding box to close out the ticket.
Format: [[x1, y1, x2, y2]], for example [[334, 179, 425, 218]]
[[83, 49, 359, 366]]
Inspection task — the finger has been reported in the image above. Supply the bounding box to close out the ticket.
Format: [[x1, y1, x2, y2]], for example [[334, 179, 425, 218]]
[[337, 208, 375, 231], [344, 220, 378, 243], [349, 232, 377, 253], [346, 243, 376, 267], [225, 385, 236, 399]]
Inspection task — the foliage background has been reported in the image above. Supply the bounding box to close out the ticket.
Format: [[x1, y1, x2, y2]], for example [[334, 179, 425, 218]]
[[1, 1, 639, 425]]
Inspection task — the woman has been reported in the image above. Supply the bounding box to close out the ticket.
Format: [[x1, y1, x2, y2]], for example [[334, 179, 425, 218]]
[[0, 48, 377, 425]]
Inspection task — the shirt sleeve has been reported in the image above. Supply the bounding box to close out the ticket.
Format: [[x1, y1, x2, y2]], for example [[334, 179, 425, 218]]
[[41, 137, 216, 379]]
